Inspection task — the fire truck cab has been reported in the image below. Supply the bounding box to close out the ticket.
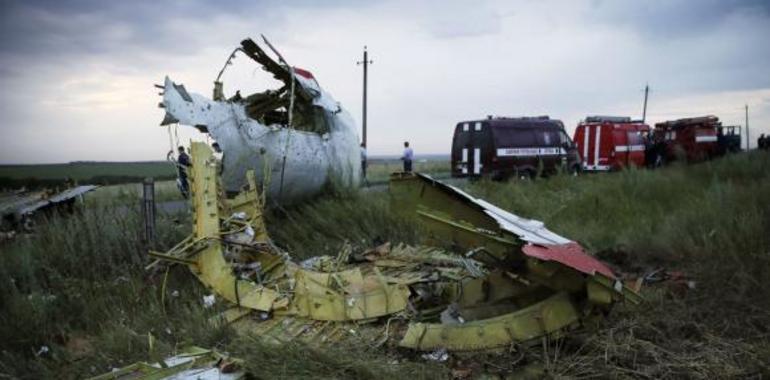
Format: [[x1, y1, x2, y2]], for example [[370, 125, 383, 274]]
[[654, 116, 722, 162], [573, 116, 650, 172]]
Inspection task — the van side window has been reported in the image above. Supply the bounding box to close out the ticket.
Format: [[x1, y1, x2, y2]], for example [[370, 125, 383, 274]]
[[498, 129, 536, 147], [559, 131, 570, 145], [543, 131, 552, 145]]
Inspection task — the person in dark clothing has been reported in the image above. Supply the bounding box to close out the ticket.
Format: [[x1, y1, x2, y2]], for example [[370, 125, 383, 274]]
[[177, 146, 192, 198]]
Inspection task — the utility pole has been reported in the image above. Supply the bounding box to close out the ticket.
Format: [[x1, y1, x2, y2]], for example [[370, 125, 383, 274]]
[[642, 83, 650, 123], [745, 104, 750, 151], [357, 46, 373, 147]]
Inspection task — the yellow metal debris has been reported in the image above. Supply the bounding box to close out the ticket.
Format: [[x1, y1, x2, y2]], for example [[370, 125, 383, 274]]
[[149, 143, 640, 354]]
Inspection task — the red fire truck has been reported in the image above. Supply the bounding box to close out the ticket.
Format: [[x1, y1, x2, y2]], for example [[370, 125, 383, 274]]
[[573, 116, 650, 172], [653, 116, 724, 162]]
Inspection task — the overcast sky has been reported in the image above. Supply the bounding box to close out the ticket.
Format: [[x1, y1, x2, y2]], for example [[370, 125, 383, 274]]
[[1, 0, 768, 163]]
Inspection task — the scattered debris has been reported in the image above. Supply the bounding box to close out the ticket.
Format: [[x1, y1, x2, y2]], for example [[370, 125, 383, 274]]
[[0, 185, 98, 233], [35, 345, 50, 357], [202, 295, 216, 308], [94, 142, 643, 378], [422, 348, 449, 362], [88, 346, 243, 380], [146, 143, 640, 356]]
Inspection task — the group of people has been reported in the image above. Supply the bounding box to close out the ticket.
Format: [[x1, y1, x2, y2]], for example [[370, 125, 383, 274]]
[[359, 141, 414, 183], [759, 134, 770, 150]]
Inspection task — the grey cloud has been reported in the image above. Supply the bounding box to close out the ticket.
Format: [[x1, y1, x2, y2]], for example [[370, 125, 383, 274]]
[[1, 0, 769, 162], [423, 4, 503, 39], [588, 0, 770, 39], [0, 0, 364, 64]]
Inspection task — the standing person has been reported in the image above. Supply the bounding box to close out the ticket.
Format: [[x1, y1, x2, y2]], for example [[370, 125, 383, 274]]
[[401, 141, 414, 172], [177, 146, 192, 198]]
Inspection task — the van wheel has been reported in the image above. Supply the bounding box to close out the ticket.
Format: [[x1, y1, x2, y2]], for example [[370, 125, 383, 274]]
[[516, 169, 535, 180]]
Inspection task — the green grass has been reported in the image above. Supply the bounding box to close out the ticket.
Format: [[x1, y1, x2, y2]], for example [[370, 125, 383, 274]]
[[0, 161, 177, 190], [1, 152, 769, 378], [86, 180, 184, 205], [0, 162, 175, 181], [0, 159, 447, 192], [365, 159, 449, 184]]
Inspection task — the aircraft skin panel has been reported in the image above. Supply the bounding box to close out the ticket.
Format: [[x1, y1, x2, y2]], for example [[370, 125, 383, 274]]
[[162, 75, 361, 202]]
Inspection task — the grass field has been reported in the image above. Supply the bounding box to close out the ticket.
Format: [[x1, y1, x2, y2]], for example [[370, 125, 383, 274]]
[[1, 152, 769, 378], [0, 161, 177, 190], [0, 158, 449, 190], [0, 161, 175, 181]]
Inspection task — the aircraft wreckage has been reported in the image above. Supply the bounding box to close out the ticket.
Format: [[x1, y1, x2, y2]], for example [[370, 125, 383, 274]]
[[100, 142, 641, 378], [159, 37, 361, 204]]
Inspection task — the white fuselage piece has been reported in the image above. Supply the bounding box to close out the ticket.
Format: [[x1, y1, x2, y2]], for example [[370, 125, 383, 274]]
[[162, 77, 361, 204]]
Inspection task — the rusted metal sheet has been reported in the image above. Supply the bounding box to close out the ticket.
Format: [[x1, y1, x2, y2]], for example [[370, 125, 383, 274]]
[[521, 242, 616, 278]]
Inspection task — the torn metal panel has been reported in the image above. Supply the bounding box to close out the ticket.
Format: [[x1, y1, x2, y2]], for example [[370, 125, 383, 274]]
[[389, 172, 619, 278], [160, 37, 360, 203], [521, 242, 614, 278], [390, 172, 571, 246], [1, 185, 98, 231]]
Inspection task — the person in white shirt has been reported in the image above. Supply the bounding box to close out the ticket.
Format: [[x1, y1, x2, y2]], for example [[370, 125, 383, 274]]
[[401, 141, 414, 172]]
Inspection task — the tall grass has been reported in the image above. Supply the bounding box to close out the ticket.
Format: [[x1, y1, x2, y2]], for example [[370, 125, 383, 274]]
[[365, 159, 449, 184], [462, 153, 770, 377], [266, 192, 419, 260], [0, 205, 231, 378], [273, 151, 770, 377]]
